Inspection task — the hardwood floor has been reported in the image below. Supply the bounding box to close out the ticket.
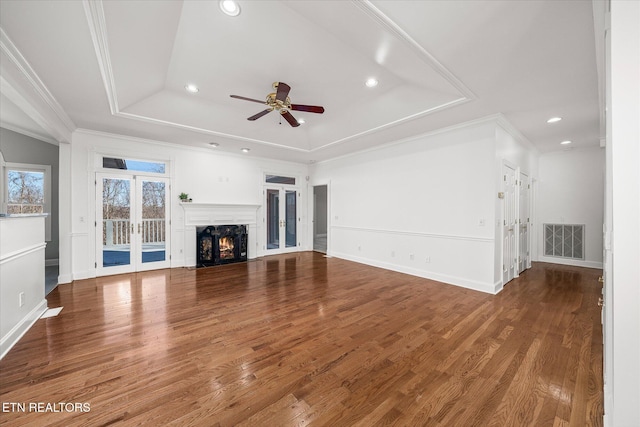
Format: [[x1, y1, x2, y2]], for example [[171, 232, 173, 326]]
[[0, 252, 603, 426]]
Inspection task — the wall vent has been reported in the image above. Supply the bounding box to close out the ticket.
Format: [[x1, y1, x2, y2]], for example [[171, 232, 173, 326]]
[[544, 224, 585, 260]]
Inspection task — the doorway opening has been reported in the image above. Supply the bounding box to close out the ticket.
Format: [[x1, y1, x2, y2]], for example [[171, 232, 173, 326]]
[[313, 185, 328, 253]]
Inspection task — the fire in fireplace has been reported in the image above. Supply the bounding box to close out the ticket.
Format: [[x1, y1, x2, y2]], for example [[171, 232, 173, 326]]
[[196, 225, 247, 267], [219, 236, 235, 260]]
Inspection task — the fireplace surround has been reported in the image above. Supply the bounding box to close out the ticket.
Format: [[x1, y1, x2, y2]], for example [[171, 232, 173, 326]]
[[181, 203, 260, 267], [196, 225, 247, 267]]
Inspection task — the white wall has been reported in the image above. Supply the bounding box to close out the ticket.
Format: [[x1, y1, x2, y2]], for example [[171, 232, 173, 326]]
[[605, 1, 640, 424], [60, 129, 308, 281], [537, 147, 605, 268], [0, 216, 48, 359], [311, 118, 535, 293]]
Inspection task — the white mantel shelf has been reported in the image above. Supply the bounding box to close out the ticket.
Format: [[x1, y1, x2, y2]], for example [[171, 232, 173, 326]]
[[180, 202, 261, 266], [180, 203, 260, 227]]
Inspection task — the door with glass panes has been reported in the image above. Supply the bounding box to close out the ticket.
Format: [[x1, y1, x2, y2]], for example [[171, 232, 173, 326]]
[[96, 173, 170, 275], [265, 187, 298, 254]]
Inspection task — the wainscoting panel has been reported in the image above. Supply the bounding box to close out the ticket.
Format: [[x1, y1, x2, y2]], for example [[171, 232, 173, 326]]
[[330, 225, 497, 293]]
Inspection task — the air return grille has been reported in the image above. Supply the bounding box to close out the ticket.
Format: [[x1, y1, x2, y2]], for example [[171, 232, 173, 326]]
[[544, 224, 584, 260]]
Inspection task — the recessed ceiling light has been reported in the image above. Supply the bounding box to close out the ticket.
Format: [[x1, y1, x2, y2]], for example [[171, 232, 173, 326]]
[[297, 118, 305, 124], [220, 0, 240, 17], [209, 142, 219, 147], [560, 140, 572, 145], [185, 84, 199, 93], [547, 117, 562, 123], [365, 78, 378, 88], [241, 148, 250, 153]]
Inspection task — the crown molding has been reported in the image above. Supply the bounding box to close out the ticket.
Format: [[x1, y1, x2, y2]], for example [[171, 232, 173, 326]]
[[0, 122, 59, 146], [83, 0, 119, 115], [355, 0, 476, 101], [315, 113, 506, 165], [114, 111, 310, 153], [0, 28, 75, 142], [311, 97, 470, 152], [495, 114, 538, 153]]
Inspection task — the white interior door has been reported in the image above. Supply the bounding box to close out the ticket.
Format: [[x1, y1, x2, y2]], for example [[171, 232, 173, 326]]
[[518, 172, 530, 273], [97, 173, 170, 275], [503, 164, 517, 285], [265, 186, 298, 254]]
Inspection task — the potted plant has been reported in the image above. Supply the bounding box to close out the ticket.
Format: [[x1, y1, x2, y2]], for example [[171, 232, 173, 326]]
[[179, 192, 190, 202]]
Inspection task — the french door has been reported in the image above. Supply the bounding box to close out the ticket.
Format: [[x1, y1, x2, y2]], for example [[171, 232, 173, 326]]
[[96, 173, 170, 275], [265, 187, 298, 254]]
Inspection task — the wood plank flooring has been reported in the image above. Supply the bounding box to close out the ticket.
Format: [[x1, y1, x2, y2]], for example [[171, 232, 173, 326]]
[[0, 252, 603, 426]]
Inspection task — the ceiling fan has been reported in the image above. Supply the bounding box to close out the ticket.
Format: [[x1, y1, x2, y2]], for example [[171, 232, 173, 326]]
[[230, 82, 324, 127]]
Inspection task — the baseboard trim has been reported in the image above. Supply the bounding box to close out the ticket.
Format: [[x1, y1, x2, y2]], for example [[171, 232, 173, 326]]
[[537, 256, 603, 269], [73, 270, 96, 281], [0, 299, 48, 360], [57, 273, 73, 284], [331, 251, 497, 294]]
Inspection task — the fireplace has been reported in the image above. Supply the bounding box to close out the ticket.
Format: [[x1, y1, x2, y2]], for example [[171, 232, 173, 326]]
[[196, 225, 247, 267]]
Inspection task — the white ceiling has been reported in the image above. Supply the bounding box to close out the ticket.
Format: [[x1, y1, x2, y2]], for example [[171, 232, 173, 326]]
[[0, 0, 601, 163]]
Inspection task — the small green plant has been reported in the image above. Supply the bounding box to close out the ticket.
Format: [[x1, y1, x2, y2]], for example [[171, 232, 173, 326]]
[[179, 192, 189, 201]]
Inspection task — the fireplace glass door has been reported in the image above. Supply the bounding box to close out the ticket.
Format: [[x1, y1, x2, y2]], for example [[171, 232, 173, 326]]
[[265, 187, 298, 254]]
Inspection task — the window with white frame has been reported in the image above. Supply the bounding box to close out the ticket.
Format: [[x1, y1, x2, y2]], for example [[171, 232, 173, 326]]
[[4, 162, 52, 240]]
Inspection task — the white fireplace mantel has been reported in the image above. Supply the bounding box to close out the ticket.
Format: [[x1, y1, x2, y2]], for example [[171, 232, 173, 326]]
[[181, 203, 261, 266], [181, 202, 261, 227]]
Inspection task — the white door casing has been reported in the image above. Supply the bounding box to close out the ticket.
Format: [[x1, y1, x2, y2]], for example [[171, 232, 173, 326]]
[[519, 172, 530, 273], [502, 164, 517, 285]]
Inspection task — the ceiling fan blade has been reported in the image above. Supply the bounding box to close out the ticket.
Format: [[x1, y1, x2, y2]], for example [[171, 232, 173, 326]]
[[247, 109, 272, 121], [275, 82, 291, 102], [290, 104, 325, 114], [281, 110, 300, 127], [230, 95, 266, 104]]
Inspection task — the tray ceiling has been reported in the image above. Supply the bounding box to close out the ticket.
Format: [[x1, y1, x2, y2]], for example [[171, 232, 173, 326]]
[[0, 0, 600, 162]]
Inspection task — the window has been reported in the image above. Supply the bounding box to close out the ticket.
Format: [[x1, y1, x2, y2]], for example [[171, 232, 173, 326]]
[[7, 170, 45, 214], [103, 157, 166, 174], [4, 163, 52, 240], [265, 174, 296, 185]]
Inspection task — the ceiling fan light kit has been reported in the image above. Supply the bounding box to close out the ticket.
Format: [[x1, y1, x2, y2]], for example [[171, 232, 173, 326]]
[[230, 82, 324, 128]]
